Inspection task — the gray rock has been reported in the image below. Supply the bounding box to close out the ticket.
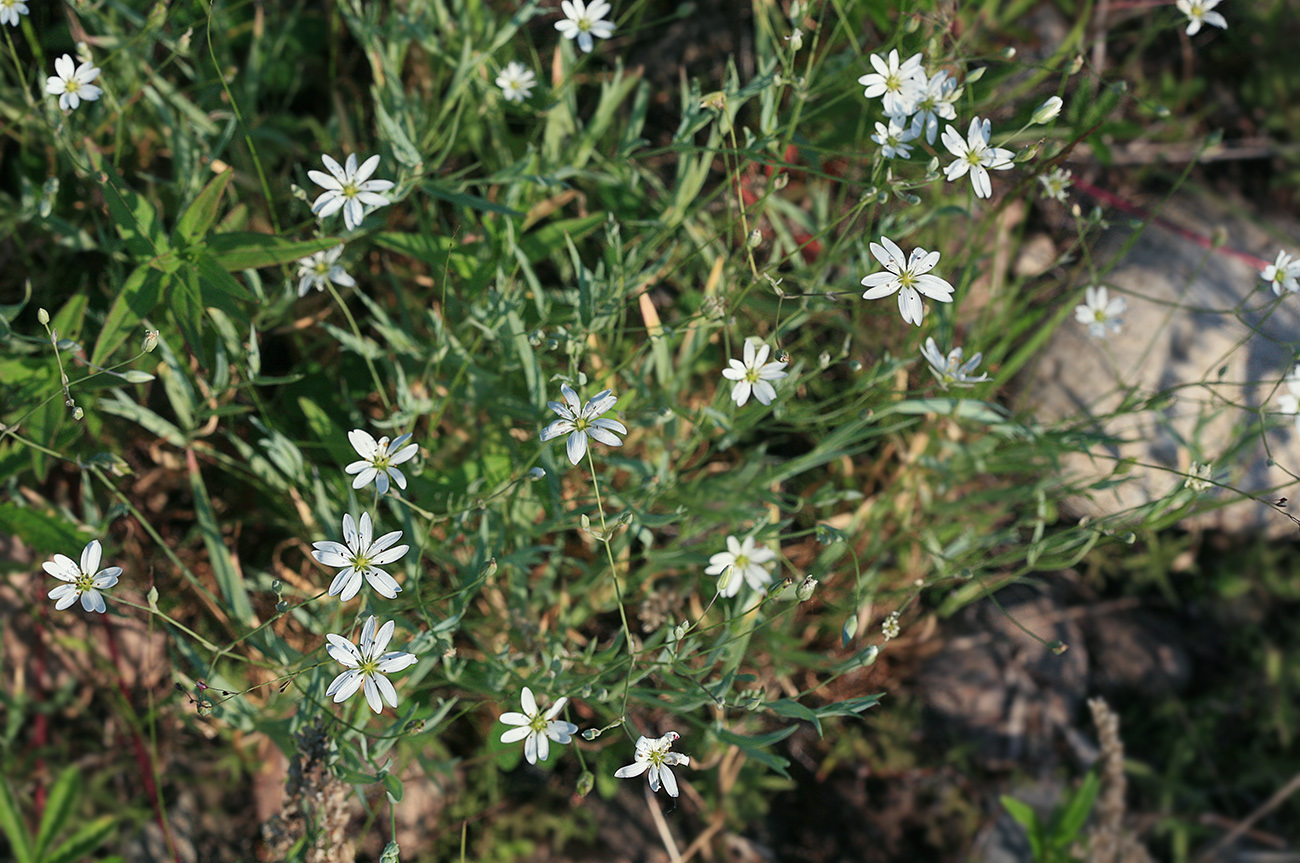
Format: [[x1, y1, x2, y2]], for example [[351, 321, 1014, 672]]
[[1023, 189, 1300, 535]]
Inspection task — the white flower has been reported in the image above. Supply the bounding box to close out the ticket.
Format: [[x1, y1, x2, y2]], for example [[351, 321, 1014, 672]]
[[308, 153, 395, 232], [1276, 369, 1300, 428], [920, 337, 990, 389], [882, 611, 901, 641], [871, 118, 918, 159], [345, 429, 419, 494], [0, 0, 30, 27], [908, 70, 959, 144], [1261, 250, 1300, 296], [296, 246, 356, 297], [1074, 285, 1126, 338], [499, 687, 579, 765], [941, 117, 1016, 199], [857, 49, 925, 118], [496, 61, 537, 103], [45, 54, 102, 111], [1038, 167, 1073, 203], [721, 339, 788, 406], [785, 29, 803, 52], [1184, 462, 1213, 492], [613, 732, 690, 797], [705, 535, 776, 598], [43, 539, 121, 613], [1176, 0, 1227, 35], [859, 236, 956, 327], [555, 0, 614, 54], [325, 615, 418, 714], [539, 384, 628, 465], [312, 512, 409, 601]]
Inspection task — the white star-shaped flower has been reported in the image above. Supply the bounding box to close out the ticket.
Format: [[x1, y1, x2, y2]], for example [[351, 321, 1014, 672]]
[[43, 539, 121, 613], [45, 54, 102, 112], [721, 339, 788, 407], [920, 337, 990, 389], [1038, 167, 1073, 203], [857, 49, 925, 118], [1261, 250, 1300, 296], [941, 117, 1015, 199], [308, 153, 395, 232], [614, 732, 691, 798], [1074, 285, 1126, 339], [296, 246, 356, 297], [871, 118, 918, 159], [1, 0, 30, 27], [908, 69, 959, 144], [499, 687, 579, 765], [555, 0, 614, 54], [1184, 462, 1214, 492], [496, 61, 537, 103], [539, 384, 628, 465], [345, 429, 419, 494], [311, 512, 409, 602], [705, 535, 776, 598], [859, 236, 955, 327], [325, 615, 418, 714], [1176, 0, 1227, 35]]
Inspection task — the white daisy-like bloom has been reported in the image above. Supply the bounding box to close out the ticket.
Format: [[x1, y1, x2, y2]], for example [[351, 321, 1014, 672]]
[[45, 54, 103, 111], [499, 687, 579, 765], [920, 337, 990, 389], [1176, 0, 1227, 35], [308, 153, 395, 232], [613, 732, 691, 797], [721, 339, 788, 407], [857, 49, 925, 118], [1, 0, 30, 27], [496, 61, 537, 103], [1038, 167, 1073, 203], [705, 535, 777, 598], [1261, 250, 1300, 296], [311, 512, 409, 602], [941, 117, 1016, 199], [43, 539, 121, 613], [345, 429, 419, 494], [295, 246, 356, 297], [908, 70, 959, 144], [555, 0, 614, 54], [859, 236, 956, 327], [871, 118, 918, 160], [1074, 285, 1126, 339], [1183, 462, 1214, 492], [539, 384, 628, 465], [325, 615, 418, 714]]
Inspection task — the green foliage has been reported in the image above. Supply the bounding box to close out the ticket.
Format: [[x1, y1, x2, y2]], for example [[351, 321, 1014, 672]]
[[1001, 772, 1101, 863]]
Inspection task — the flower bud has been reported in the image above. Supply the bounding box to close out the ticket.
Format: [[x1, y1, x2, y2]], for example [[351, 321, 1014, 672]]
[[142, 330, 159, 352], [796, 576, 818, 602], [575, 771, 595, 797], [38, 308, 50, 325], [1032, 96, 1063, 124]]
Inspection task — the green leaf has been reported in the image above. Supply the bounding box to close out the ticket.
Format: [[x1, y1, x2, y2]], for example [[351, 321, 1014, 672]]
[[813, 694, 883, 720], [515, 213, 606, 264], [0, 503, 89, 557], [33, 767, 79, 859], [1048, 771, 1100, 849], [766, 698, 821, 736], [713, 725, 796, 777], [176, 169, 232, 242], [0, 773, 33, 863], [188, 454, 255, 624], [91, 265, 166, 368], [205, 233, 341, 271], [94, 158, 168, 260], [1000, 795, 1044, 859], [382, 772, 404, 803], [421, 180, 523, 218], [43, 815, 115, 863]]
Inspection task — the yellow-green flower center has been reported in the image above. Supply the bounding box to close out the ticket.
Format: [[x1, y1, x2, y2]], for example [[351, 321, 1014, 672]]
[[341, 182, 360, 199], [578, 18, 592, 32], [359, 657, 380, 676], [313, 261, 331, 276], [75, 571, 95, 592], [65, 78, 82, 94], [529, 712, 549, 734]]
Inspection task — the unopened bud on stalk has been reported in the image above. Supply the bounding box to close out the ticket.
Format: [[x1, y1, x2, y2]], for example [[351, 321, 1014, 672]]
[[1032, 96, 1063, 124]]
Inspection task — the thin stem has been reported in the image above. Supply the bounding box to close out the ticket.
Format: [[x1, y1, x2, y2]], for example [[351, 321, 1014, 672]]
[[325, 280, 393, 412], [584, 447, 637, 721]]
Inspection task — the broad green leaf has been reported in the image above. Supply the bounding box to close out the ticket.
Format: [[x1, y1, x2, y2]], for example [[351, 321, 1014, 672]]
[[33, 766, 80, 859], [766, 698, 822, 736], [1049, 771, 1100, 849], [515, 213, 606, 264], [0, 503, 89, 558], [421, 181, 523, 217], [1000, 795, 1044, 859], [94, 158, 168, 260], [176, 169, 232, 242], [188, 453, 255, 624], [92, 265, 166, 368], [43, 815, 115, 863], [205, 233, 341, 271], [170, 266, 207, 364], [0, 773, 32, 863], [714, 725, 795, 777]]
